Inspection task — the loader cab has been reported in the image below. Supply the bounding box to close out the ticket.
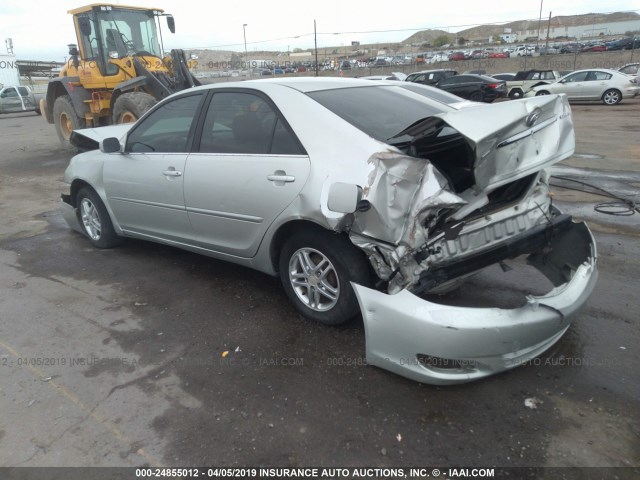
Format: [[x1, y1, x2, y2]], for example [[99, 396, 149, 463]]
[[71, 5, 172, 77]]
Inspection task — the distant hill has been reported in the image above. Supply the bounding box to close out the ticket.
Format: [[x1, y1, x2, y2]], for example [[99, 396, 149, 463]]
[[403, 29, 452, 45], [404, 11, 640, 43]]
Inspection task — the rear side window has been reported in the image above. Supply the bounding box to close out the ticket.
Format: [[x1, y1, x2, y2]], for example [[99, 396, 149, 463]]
[[198, 92, 304, 155], [588, 71, 612, 81], [565, 72, 589, 82], [308, 86, 449, 142]]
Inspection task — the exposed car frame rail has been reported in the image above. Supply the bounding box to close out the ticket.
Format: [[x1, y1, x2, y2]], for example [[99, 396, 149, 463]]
[[410, 212, 574, 295]]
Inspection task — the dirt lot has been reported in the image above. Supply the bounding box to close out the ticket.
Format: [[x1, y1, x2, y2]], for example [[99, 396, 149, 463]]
[[0, 97, 639, 478]]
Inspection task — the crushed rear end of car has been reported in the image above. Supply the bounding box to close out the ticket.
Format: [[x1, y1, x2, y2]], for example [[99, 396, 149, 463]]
[[323, 93, 597, 384]]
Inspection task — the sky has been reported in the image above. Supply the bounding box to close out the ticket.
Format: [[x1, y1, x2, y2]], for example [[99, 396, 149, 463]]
[[2, 0, 639, 61]]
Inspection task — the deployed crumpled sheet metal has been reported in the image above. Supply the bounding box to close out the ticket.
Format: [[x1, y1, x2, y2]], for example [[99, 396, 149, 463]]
[[353, 220, 597, 385]]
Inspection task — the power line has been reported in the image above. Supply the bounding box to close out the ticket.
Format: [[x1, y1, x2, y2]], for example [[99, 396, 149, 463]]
[[181, 9, 640, 50]]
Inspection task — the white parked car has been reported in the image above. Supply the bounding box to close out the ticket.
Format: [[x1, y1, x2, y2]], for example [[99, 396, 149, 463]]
[[429, 53, 449, 63], [526, 68, 640, 105], [513, 45, 534, 56], [61, 78, 596, 385]]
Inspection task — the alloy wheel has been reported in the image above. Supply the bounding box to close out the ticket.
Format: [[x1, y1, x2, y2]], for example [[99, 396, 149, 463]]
[[80, 197, 102, 240], [603, 90, 620, 105], [288, 247, 340, 312]]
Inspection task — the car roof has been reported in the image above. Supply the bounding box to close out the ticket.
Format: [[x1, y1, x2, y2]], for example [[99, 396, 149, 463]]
[[409, 69, 456, 74], [566, 68, 621, 74], [186, 77, 401, 94]]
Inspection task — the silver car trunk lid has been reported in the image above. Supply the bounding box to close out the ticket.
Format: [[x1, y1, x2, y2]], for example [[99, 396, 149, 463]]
[[411, 94, 574, 191]]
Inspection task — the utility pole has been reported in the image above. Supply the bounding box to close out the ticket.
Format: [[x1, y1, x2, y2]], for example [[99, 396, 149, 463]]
[[314, 20, 319, 77], [545, 12, 552, 52], [537, 0, 543, 51], [243, 24, 248, 68]]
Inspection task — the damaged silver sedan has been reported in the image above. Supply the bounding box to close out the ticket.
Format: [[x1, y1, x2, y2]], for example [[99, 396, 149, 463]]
[[60, 78, 597, 384]]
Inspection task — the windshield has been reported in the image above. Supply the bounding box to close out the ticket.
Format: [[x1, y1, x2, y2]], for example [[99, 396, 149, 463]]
[[307, 85, 452, 144], [97, 8, 161, 59]]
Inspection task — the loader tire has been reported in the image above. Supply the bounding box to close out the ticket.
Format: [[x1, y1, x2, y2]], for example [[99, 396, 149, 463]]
[[53, 95, 86, 144], [112, 92, 157, 124]]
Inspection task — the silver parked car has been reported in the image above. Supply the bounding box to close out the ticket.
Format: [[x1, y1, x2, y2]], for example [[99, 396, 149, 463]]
[[61, 78, 597, 385], [526, 69, 640, 105], [0, 85, 40, 114]]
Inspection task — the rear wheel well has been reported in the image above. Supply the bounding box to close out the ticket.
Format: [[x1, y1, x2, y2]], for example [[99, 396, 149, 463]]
[[269, 220, 358, 274]]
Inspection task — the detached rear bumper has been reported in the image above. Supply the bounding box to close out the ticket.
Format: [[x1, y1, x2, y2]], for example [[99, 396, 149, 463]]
[[353, 219, 597, 385]]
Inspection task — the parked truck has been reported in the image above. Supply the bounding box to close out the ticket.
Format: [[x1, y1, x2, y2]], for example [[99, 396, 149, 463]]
[[40, 4, 200, 144], [506, 69, 562, 99]]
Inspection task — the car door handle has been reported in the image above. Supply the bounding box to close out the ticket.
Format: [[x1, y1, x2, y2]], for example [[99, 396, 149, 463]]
[[162, 169, 182, 177], [267, 173, 295, 183]]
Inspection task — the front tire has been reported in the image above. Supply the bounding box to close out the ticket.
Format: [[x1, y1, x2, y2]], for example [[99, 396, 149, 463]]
[[602, 89, 621, 105], [112, 92, 157, 124], [536, 90, 550, 96], [76, 187, 122, 249], [53, 95, 86, 144], [279, 229, 370, 325]]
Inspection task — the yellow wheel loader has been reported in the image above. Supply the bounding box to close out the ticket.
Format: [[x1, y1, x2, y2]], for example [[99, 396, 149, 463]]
[[40, 4, 200, 144]]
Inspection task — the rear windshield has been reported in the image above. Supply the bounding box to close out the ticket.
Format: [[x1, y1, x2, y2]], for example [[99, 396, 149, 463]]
[[307, 85, 451, 142], [18, 87, 30, 96]]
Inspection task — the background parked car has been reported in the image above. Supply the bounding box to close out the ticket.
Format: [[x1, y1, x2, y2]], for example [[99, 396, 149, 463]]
[[582, 44, 607, 53], [560, 43, 582, 54], [428, 53, 449, 63], [405, 69, 458, 86], [448, 52, 466, 61], [371, 58, 389, 67], [435, 74, 506, 103], [618, 63, 639, 76], [607, 37, 640, 51], [506, 69, 562, 99], [0, 85, 40, 115], [492, 73, 516, 81], [539, 45, 559, 55], [361, 72, 407, 81], [527, 69, 640, 105], [513, 45, 534, 56]]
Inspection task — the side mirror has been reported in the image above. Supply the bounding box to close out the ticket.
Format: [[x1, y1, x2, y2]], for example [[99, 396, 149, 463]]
[[101, 137, 121, 153], [327, 182, 363, 214], [78, 16, 92, 37], [166, 15, 175, 34]]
